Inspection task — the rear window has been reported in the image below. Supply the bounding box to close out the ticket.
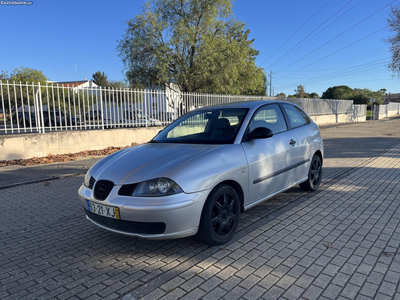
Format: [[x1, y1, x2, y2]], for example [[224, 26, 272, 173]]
[[282, 104, 311, 128]]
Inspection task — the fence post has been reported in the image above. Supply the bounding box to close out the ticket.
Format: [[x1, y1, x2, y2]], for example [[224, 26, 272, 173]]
[[0, 81, 6, 134], [145, 89, 148, 127], [37, 82, 45, 133], [100, 87, 104, 130]]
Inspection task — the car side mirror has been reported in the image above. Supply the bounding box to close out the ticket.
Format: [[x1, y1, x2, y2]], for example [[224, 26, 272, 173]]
[[247, 127, 273, 140]]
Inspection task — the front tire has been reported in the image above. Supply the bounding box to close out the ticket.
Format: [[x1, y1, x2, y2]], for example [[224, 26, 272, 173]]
[[198, 185, 240, 245], [300, 154, 322, 191]]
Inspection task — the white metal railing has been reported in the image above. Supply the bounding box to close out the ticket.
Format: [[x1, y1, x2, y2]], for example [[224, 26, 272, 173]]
[[0, 81, 270, 135], [0, 81, 367, 135]]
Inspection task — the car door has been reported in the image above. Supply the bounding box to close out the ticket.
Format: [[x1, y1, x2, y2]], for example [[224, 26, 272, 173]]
[[280, 103, 319, 181], [241, 104, 301, 206]]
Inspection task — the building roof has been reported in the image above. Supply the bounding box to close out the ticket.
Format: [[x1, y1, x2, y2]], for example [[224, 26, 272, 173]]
[[55, 80, 90, 87]]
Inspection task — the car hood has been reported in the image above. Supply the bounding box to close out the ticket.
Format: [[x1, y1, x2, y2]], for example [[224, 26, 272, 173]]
[[91, 143, 226, 185]]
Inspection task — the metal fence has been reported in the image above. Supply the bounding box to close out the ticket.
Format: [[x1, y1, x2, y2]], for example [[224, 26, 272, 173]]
[[0, 81, 272, 135], [0, 81, 365, 135]]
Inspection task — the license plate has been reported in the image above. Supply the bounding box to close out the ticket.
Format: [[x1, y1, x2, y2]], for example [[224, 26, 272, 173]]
[[87, 200, 120, 219]]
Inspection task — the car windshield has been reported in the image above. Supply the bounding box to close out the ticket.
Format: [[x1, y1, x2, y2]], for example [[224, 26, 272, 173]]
[[152, 108, 248, 144]]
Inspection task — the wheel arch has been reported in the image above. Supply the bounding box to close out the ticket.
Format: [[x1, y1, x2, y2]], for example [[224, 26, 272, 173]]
[[208, 180, 245, 213], [314, 150, 323, 166]]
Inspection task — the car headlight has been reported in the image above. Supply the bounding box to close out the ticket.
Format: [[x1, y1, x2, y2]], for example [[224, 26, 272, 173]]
[[83, 170, 92, 187], [132, 178, 183, 197]]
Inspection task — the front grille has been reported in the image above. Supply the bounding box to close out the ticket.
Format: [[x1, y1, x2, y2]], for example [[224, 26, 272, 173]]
[[118, 183, 137, 196], [88, 177, 96, 189], [85, 210, 166, 234], [94, 180, 114, 200]]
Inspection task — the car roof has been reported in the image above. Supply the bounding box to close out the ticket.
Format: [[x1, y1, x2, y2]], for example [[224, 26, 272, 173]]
[[194, 100, 281, 111]]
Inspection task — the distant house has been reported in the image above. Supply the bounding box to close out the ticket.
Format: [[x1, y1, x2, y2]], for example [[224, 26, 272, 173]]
[[145, 83, 181, 119], [48, 79, 100, 95]]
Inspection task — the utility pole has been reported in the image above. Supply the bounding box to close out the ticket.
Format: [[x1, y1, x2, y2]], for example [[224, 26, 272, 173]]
[[269, 70, 274, 97]]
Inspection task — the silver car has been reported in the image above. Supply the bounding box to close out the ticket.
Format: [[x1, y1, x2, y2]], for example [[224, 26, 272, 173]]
[[78, 101, 323, 245]]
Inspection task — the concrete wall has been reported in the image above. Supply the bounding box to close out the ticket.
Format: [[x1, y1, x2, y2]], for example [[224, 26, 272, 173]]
[[0, 127, 162, 161], [310, 112, 366, 125], [374, 103, 400, 120]]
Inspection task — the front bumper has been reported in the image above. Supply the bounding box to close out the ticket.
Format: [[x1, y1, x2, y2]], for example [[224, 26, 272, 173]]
[[78, 184, 210, 240]]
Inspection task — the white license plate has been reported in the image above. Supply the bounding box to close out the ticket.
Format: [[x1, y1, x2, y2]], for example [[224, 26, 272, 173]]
[[87, 200, 120, 219]]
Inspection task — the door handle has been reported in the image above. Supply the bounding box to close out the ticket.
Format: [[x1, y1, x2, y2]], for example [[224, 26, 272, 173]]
[[289, 139, 296, 146]]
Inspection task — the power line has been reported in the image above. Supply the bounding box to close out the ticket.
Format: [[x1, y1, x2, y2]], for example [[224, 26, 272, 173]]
[[275, 56, 390, 83], [275, 59, 390, 89], [272, 45, 387, 74], [258, 0, 331, 67], [307, 46, 387, 72], [274, 1, 396, 75], [265, 0, 361, 70], [276, 25, 388, 82], [275, 62, 389, 90], [275, 59, 389, 88]]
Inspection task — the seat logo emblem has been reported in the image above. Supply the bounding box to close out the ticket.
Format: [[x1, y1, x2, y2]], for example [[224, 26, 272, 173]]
[[98, 185, 106, 194]]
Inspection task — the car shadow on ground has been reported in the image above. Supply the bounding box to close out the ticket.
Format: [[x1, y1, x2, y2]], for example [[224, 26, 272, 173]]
[[323, 137, 400, 159]]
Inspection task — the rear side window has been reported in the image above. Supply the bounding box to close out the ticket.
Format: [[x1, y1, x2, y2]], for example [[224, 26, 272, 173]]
[[282, 104, 311, 128], [248, 104, 288, 134]]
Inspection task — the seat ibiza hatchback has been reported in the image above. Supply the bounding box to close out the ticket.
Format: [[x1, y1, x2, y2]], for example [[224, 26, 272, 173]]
[[78, 100, 323, 245]]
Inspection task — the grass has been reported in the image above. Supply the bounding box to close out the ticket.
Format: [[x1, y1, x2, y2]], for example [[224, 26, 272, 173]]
[[366, 110, 373, 118]]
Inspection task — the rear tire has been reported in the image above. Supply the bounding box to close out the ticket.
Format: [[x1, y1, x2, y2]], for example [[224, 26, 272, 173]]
[[198, 185, 240, 245], [300, 154, 322, 191]]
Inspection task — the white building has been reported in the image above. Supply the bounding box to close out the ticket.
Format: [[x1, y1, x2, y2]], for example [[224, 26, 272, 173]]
[[49, 80, 100, 96]]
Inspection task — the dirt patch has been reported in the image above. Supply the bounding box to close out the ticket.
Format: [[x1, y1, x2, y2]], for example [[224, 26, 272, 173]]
[[0, 144, 137, 167]]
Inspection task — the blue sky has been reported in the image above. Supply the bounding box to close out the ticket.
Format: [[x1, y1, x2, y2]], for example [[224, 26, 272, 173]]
[[0, 0, 399, 97]]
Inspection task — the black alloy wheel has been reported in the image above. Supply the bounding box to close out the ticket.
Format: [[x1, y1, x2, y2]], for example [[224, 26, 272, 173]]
[[198, 185, 240, 245], [300, 154, 322, 191]]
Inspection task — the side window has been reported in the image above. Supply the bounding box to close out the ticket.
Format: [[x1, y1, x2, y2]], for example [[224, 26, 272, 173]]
[[248, 104, 287, 134], [282, 104, 311, 128]]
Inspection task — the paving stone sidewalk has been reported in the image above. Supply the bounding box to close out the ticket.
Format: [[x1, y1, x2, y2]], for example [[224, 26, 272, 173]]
[[128, 143, 400, 300], [1, 117, 400, 300]]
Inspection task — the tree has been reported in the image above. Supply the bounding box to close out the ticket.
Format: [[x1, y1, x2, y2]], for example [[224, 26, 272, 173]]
[[92, 71, 109, 87], [109, 80, 128, 89], [309, 92, 319, 98], [2, 67, 48, 113], [321, 85, 385, 106], [386, 6, 400, 77], [294, 85, 306, 98], [276, 92, 286, 97], [117, 0, 265, 95], [0, 70, 9, 81], [9, 67, 47, 84], [321, 85, 354, 100], [352, 88, 385, 105]]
